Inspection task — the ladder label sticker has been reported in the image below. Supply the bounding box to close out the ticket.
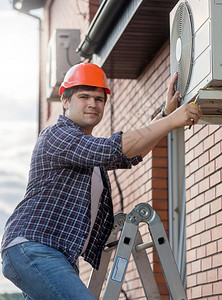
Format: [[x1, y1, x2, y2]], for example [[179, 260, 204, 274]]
[[111, 256, 128, 283]]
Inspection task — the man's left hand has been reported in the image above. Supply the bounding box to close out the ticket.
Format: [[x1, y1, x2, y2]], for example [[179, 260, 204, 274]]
[[164, 72, 180, 115]]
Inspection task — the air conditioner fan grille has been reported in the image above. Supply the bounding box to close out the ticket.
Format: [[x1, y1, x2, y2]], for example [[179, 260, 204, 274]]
[[170, 2, 193, 99]]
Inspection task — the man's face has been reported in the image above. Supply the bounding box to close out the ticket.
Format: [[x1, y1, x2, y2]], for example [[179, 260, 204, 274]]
[[62, 87, 106, 135]]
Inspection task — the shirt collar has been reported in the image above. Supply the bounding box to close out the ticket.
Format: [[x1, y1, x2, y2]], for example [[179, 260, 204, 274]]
[[57, 115, 85, 134]]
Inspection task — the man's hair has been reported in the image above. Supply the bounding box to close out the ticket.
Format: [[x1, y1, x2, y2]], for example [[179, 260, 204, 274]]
[[61, 85, 107, 115]]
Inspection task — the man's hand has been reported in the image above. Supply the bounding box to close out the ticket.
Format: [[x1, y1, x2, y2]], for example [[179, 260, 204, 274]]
[[164, 72, 180, 115], [169, 102, 202, 129], [152, 73, 179, 122], [164, 73, 202, 127]]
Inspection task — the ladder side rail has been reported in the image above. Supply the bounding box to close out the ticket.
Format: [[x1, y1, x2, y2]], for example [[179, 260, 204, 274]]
[[88, 213, 126, 299], [132, 230, 161, 300], [147, 215, 188, 300], [102, 218, 138, 300]]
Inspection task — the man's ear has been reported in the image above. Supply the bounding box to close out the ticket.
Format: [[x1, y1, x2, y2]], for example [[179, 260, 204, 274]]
[[61, 98, 69, 110]]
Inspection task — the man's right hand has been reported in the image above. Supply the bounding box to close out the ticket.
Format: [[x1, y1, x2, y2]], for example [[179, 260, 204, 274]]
[[169, 102, 202, 128]]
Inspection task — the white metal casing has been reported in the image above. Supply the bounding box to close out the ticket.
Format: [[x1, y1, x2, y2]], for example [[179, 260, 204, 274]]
[[170, 0, 222, 118], [46, 29, 81, 101]]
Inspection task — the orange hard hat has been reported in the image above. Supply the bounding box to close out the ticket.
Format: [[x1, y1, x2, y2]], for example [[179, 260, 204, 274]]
[[59, 62, 111, 96]]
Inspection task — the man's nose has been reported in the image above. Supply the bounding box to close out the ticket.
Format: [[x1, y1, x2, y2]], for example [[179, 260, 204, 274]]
[[88, 97, 97, 107]]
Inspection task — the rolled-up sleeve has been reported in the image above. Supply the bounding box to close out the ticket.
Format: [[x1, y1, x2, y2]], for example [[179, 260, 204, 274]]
[[46, 125, 142, 169]]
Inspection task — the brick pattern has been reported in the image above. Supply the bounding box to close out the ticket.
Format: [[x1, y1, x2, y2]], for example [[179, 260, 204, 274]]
[[186, 125, 222, 299], [152, 138, 169, 298], [89, 0, 100, 21]]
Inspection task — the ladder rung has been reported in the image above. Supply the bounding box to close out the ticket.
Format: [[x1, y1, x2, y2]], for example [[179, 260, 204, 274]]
[[104, 240, 119, 251], [135, 241, 154, 252], [104, 240, 154, 252]]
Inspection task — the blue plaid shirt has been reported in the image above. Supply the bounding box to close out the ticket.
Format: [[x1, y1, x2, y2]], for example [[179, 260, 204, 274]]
[[1, 115, 142, 270]]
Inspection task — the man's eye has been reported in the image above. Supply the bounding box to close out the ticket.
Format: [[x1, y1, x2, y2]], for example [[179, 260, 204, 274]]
[[96, 97, 104, 102], [79, 95, 88, 99]]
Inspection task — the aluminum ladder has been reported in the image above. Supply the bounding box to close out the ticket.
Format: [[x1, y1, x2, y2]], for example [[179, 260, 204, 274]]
[[88, 203, 187, 300]]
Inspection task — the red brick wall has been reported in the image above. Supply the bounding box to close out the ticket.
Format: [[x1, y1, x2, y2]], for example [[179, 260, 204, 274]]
[[185, 125, 222, 299], [152, 138, 169, 298], [89, 0, 100, 21]]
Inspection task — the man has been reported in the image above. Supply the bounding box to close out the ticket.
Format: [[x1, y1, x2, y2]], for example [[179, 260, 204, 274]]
[[1, 63, 201, 299]]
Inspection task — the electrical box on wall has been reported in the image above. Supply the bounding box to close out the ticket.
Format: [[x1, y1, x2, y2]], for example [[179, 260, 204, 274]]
[[170, 0, 222, 124], [47, 29, 81, 101]]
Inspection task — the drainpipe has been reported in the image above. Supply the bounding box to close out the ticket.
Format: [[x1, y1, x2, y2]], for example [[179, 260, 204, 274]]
[[167, 128, 186, 289], [168, 131, 180, 258], [167, 132, 174, 249], [177, 177, 187, 287], [76, 0, 128, 58]]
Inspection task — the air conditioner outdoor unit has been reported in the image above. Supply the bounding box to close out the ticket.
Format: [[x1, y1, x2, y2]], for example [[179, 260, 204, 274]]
[[170, 0, 222, 123], [46, 29, 81, 101]]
